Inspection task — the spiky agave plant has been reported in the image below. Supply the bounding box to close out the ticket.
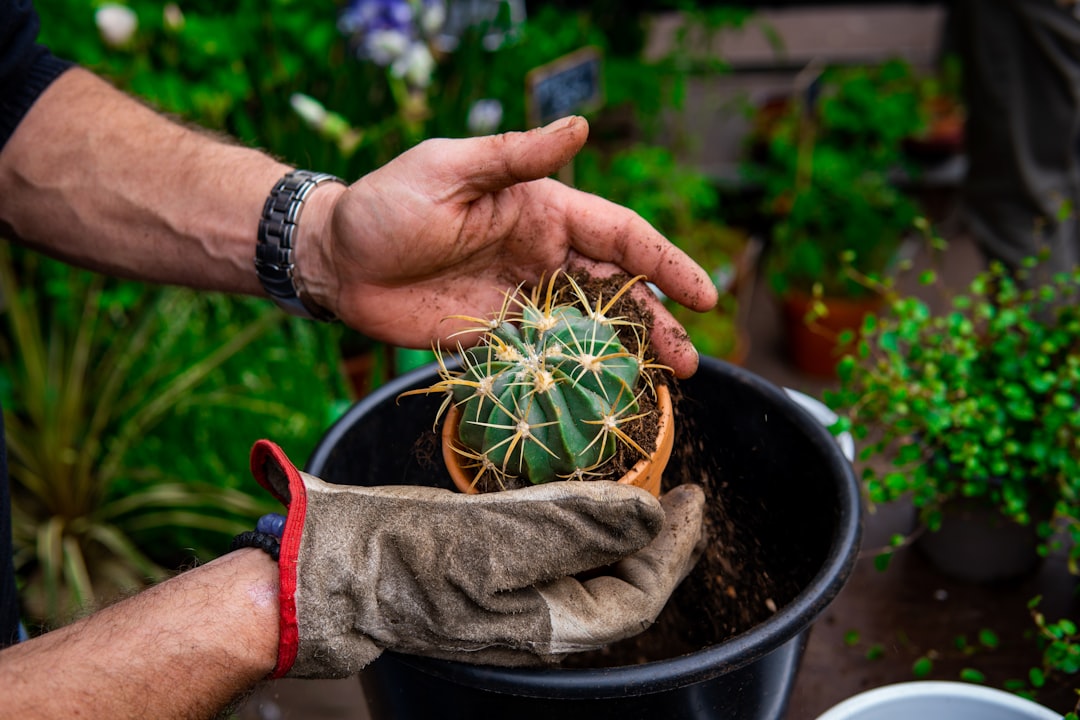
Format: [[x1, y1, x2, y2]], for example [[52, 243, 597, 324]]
[[421, 272, 670, 491]]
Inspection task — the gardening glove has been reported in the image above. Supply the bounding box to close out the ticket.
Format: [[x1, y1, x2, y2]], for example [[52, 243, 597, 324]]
[[250, 439, 706, 679]]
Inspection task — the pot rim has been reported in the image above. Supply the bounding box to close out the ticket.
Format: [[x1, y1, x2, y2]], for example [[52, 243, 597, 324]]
[[307, 356, 862, 699]]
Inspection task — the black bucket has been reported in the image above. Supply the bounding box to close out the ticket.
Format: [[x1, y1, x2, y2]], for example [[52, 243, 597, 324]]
[[306, 357, 861, 720]]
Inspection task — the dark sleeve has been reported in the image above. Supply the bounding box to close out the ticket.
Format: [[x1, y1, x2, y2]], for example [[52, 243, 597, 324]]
[[0, 0, 74, 151]]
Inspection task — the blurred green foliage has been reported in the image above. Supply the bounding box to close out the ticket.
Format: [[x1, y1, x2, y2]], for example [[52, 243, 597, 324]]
[[0, 245, 348, 625], [827, 245, 1080, 567], [575, 143, 751, 362], [746, 58, 927, 299]]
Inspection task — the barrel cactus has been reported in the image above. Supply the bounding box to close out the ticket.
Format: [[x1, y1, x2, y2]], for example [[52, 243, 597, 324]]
[[426, 272, 668, 491]]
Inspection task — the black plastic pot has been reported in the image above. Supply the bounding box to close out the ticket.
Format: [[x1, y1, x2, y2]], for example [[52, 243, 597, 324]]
[[306, 357, 862, 720], [915, 496, 1047, 583]]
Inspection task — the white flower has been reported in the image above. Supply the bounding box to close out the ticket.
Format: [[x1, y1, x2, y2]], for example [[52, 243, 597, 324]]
[[290, 93, 328, 129], [95, 4, 138, 48], [419, 0, 446, 35], [366, 29, 410, 65], [467, 99, 503, 135], [391, 42, 435, 88], [163, 3, 185, 32]]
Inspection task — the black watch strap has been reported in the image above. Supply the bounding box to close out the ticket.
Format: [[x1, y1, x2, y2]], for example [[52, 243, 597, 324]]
[[255, 169, 344, 322], [230, 531, 281, 561]]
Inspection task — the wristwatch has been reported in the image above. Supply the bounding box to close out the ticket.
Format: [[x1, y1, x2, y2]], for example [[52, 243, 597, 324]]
[[255, 169, 345, 321]]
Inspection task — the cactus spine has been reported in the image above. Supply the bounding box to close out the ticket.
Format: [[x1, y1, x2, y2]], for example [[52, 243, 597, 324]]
[[429, 272, 665, 490]]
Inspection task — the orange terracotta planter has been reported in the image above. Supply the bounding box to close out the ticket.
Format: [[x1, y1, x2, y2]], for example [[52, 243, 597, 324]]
[[781, 291, 882, 378], [442, 384, 674, 499]]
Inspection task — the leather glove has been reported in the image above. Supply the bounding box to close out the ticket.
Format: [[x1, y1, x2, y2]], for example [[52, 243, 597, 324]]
[[249, 439, 706, 679]]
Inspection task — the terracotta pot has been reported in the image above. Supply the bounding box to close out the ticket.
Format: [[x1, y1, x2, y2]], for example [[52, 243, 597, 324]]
[[724, 326, 752, 367], [441, 384, 673, 499], [342, 352, 378, 400], [781, 291, 882, 378]]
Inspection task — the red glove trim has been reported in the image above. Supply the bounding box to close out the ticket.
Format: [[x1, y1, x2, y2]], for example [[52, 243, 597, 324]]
[[250, 439, 308, 679]]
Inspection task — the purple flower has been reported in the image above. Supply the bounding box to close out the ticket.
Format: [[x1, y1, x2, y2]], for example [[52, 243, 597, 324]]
[[339, 0, 445, 70]]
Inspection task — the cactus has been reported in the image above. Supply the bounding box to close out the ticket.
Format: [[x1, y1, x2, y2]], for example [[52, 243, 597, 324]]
[[424, 271, 668, 490]]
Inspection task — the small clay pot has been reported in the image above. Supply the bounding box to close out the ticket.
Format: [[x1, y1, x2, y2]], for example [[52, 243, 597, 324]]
[[781, 290, 882, 378], [441, 384, 673, 498]]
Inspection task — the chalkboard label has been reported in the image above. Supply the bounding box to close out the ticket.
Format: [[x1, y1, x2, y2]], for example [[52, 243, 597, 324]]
[[526, 46, 604, 127]]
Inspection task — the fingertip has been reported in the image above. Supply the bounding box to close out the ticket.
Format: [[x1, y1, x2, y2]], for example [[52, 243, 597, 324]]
[[682, 267, 721, 313], [651, 319, 701, 378], [662, 483, 707, 513], [535, 115, 589, 138], [670, 346, 700, 379], [531, 116, 588, 170], [661, 484, 708, 560]]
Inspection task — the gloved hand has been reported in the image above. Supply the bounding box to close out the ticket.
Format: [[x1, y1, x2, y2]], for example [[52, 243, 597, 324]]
[[249, 439, 706, 679]]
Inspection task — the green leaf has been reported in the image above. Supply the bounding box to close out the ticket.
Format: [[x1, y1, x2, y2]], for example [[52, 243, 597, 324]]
[[912, 656, 933, 678], [959, 668, 986, 684], [979, 628, 1000, 649]]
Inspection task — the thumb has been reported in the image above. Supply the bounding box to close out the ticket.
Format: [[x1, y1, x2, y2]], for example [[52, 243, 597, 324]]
[[440, 116, 589, 198]]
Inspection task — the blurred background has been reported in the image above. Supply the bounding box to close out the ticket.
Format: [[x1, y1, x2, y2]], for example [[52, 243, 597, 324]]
[[11, 1, 1080, 718]]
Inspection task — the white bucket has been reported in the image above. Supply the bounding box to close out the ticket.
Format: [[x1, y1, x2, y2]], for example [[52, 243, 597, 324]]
[[815, 682, 1062, 720]]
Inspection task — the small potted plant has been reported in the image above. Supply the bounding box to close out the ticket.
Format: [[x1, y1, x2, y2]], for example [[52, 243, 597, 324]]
[[746, 59, 924, 376], [825, 241, 1080, 582], [408, 270, 674, 497]]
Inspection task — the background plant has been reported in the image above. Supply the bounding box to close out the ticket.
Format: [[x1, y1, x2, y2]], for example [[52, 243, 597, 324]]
[[819, 233, 1080, 710], [0, 246, 348, 626], [747, 58, 925, 298], [1028, 597, 1080, 718], [575, 144, 751, 361], [826, 244, 1080, 567]]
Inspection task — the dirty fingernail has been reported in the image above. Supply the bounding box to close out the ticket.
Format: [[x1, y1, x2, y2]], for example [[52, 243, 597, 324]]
[[538, 116, 579, 134]]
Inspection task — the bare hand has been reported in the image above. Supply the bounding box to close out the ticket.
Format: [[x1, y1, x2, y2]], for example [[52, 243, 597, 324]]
[[307, 116, 718, 378]]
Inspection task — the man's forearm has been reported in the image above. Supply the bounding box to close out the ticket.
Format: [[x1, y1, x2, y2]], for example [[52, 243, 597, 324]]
[[0, 67, 341, 295], [0, 548, 279, 720]]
